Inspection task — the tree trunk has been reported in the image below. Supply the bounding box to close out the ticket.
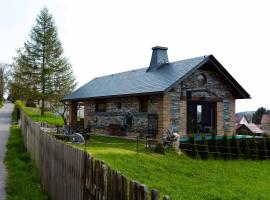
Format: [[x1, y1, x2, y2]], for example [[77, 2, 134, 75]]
[[41, 98, 45, 116]]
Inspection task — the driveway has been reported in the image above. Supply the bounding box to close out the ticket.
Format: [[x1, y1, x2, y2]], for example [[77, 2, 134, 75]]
[[0, 103, 14, 200]]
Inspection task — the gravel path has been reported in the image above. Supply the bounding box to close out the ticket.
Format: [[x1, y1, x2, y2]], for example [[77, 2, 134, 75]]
[[0, 103, 14, 200]]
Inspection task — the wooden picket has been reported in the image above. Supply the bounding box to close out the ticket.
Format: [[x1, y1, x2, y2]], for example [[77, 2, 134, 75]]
[[20, 112, 170, 200]]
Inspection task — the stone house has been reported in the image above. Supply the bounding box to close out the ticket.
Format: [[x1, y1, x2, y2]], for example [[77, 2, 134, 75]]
[[63, 46, 250, 138]]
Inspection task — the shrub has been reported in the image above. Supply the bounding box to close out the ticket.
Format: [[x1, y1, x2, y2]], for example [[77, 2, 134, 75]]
[[198, 134, 209, 159], [220, 134, 231, 160], [187, 134, 199, 159], [154, 143, 165, 154], [239, 137, 250, 159], [258, 137, 268, 160], [265, 137, 270, 159], [230, 134, 240, 159], [249, 135, 259, 160], [209, 133, 219, 159]]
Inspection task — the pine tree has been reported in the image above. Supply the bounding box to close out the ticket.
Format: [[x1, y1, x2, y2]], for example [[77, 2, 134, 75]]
[[22, 7, 76, 115]]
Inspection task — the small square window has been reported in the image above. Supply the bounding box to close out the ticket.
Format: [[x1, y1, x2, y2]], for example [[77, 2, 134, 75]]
[[95, 102, 106, 112]]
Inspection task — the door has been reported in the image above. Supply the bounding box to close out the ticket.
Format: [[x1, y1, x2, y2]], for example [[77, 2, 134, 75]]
[[187, 101, 216, 134]]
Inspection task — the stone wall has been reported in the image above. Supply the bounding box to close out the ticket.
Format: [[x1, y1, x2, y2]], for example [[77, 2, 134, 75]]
[[166, 69, 236, 135], [87, 96, 158, 135], [82, 69, 236, 136]]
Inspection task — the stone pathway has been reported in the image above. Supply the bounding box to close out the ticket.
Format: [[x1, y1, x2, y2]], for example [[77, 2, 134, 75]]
[[0, 103, 14, 200]]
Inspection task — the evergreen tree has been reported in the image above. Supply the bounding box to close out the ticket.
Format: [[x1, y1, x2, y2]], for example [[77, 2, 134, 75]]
[[20, 7, 76, 115], [239, 137, 250, 159], [249, 135, 259, 160], [252, 107, 267, 124], [230, 134, 240, 159]]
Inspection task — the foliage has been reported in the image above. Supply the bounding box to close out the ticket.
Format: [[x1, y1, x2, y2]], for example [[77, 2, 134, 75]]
[[230, 134, 240, 159], [74, 135, 270, 200], [258, 137, 268, 160], [198, 134, 209, 159], [252, 107, 269, 124], [154, 143, 165, 154], [4, 125, 48, 200], [239, 137, 250, 159], [16, 100, 64, 125], [219, 134, 231, 160], [10, 8, 76, 115], [187, 134, 199, 159], [209, 133, 219, 159], [249, 136, 259, 160]]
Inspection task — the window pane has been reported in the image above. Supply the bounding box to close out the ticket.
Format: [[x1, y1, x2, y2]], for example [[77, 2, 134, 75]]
[[96, 103, 106, 112], [197, 105, 202, 123]]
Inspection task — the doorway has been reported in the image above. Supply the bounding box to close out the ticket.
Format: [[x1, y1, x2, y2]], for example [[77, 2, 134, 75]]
[[187, 101, 216, 134]]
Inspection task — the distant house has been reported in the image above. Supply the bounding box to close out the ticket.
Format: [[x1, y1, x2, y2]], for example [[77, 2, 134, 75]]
[[239, 116, 249, 125], [236, 123, 264, 136], [63, 46, 250, 137], [260, 114, 270, 134]]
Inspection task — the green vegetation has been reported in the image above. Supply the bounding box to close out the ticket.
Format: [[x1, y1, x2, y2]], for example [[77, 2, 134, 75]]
[[9, 8, 76, 115], [4, 125, 48, 200], [15, 100, 64, 125], [74, 135, 270, 200]]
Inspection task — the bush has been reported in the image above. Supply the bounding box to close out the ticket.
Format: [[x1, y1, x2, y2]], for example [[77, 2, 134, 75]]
[[266, 137, 270, 158], [154, 143, 165, 154], [230, 134, 240, 159], [258, 137, 268, 160], [209, 134, 219, 159], [239, 137, 250, 159], [187, 134, 199, 159], [220, 134, 231, 160], [249, 136, 259, 160], [198, 134, 209, 159]]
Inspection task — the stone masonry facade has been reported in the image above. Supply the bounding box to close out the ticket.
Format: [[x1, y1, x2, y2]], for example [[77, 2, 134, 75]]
[[70, 68, 236, 137]]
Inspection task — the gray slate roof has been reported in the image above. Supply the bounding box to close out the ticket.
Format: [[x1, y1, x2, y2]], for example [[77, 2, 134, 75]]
[[63, 56, 207, 101]]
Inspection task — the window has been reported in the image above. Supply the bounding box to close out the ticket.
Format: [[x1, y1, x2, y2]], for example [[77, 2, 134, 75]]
[[139, 98, 148, 112], [95, 102, 107, 112], [197, 105, 202, 123]]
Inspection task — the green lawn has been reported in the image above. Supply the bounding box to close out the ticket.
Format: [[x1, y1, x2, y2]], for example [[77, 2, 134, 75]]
[[74, 135, 270, 200], [22, 106, 64, 126], [4, 125, 48, 200]]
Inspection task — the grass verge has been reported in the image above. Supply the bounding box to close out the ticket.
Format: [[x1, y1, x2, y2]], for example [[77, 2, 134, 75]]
[[4, 125, 48, 200], [74, 135, 270, 200], [15, 100, 64, 126]]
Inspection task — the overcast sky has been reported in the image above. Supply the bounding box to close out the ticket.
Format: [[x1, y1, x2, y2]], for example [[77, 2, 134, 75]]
[[0, 0, 269, 112]]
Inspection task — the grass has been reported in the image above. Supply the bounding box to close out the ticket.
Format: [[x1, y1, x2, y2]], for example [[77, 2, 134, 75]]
[[15, 100, 64, 126], [4, 125, 48, 200], [23, 107, 64, 126], [74, 135, 270, 200]]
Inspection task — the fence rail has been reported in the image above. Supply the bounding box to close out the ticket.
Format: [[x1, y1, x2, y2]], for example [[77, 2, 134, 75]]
[[20, 112, 169, 200]]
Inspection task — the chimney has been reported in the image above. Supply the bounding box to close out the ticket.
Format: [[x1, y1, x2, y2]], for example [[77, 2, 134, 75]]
[[147, 46, 169, 72]]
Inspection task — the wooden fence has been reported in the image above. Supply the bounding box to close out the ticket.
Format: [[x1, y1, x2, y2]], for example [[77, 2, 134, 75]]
[[20, 112, 170, 200]]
